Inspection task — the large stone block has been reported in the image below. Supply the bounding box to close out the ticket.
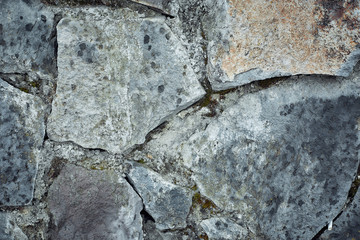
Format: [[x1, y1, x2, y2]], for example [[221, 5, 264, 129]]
[[47, 8, 204, 153], [204, 0, 360, 89], [0, 0, 56, 78], [0, 79, 45, 207], [48, 164, 143, 240], [128, 165, 192, 230], [141, 74, 360, 239]]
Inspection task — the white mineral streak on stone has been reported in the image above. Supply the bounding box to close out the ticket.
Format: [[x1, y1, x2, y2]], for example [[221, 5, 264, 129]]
[[207, 0, 360, 90], [200, 217, 248, 240], [130, 0, 171, 15], [47, 8, 205, 153]]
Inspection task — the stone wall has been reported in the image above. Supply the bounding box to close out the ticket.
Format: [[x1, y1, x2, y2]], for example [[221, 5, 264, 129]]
[[1, 0, 359, 239]]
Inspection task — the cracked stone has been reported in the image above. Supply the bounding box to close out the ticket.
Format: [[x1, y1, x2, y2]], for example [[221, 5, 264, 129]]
[[0, 79, 45, 207], [140, 73, 360, 239], [48, 163, 143, 240], [47, 7, 205, 154], [319, 186, 360, 239], [0, 0, 56, 79], [203, 0, 360, 90], [128, 164, 192, 230]]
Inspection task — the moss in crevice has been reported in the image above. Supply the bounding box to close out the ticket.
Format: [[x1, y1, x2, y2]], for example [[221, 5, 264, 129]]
[[192, 192, 217, 211], [257, 76, 288, 89]]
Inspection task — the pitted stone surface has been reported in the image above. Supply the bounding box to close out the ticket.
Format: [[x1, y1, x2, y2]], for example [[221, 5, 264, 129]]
[[48, 164, 143, 240], [319, 188, 360, 239], [128, 165, 192, 230], [140, 75, 360, 239], [0, 0, 56, 78], [47, 8, 205, 153], [0, 79, 45, 207], [204, 0, 360, 90], [200, 217, 248, 240]]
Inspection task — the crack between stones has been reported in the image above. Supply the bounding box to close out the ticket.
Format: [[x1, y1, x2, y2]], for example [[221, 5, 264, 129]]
[[124, 175, 156, 227], [311, 161, 360, 240]]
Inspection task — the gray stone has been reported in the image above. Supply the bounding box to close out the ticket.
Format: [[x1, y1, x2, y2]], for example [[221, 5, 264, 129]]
[[319, 187, 360, 240], [0, 0, 56, 78], [0, 213, 12, 240], [0, 79, 45, 207], [128, 165, 192, 230], [201, 0, 360, 90], [139, 74, 360, 239], [130, 0, 172, 15], [48, 164, 143, 240], [200, 217, 248, 240], [47, 7, 205, 154], [0, 212, 28, 240]]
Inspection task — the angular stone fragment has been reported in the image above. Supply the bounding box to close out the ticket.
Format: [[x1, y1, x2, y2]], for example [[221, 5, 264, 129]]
[[204, 0, 360, 89], [319, 187, 360, 240], [141, 74, 360, 239], [0, 0, 56, 78], [128, 165, 192, 230], [200, 217, 248, 240], [47, 8, 205, 153], [0, 79, 45, 207], [48, 164, 143, 240], [0, 213, 28, 240]]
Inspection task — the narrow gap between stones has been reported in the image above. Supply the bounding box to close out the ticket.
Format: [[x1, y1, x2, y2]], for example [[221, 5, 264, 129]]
[[312, 162, 360, 240], [47, 138, 109, 154]]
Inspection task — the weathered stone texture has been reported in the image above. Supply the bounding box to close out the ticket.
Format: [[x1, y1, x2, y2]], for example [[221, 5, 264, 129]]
[[0, 0, 56, 78], [0, 79, 45, 207], [200, 217, 248, 240], [140, 74, 360, 239], [47, 8, 204, 153], [205, 0, 360, 89], [48, 164, 143, 240], [320, 187, 360, 239], [0, 213, 28, 240], [128, 165, 192, 230]]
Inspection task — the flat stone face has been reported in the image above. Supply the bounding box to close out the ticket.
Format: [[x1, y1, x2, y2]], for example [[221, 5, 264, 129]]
[[205, 0, 360, 89], [0, 0, 56, 78], [47, 8, 204, 153], [48, 164, 143, 240], [200, 217, 248, 240], [141, 75, 360, 239], [128, 165, 192, 230], [320, 188, 360, 239], [0, 79, 45, 207]]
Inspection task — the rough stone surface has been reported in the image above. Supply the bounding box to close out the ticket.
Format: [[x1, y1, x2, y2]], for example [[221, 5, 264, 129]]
[[47, 7, 205, 153], [320, 188, 360, 239], [0, 212, 28, 240], [139, 74, 360, 239], [128, 165, 192, 230], [0, 0, 56, 78], [48, 163, 143, 240], [204, 0, 360, 89], [0, 79, 45, 207], [131, 0, 172, 15], [200, 217, 248, 240]]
